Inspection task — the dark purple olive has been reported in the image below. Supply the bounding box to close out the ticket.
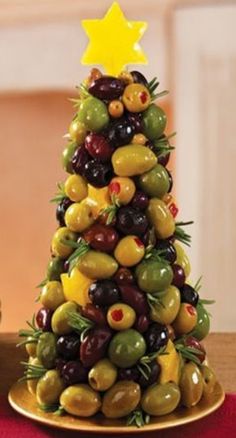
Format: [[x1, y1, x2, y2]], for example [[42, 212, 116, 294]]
[[118, 366, 140, 382], [84, 160, 113, 187], [138, 361, 160, 388], [56, 335, 80, 360], [117, 207, 148, 236], [180, 284, 199, 307], [80, 327, 113, 367], [119, 285, 149, 315], [131, 191, 149, 211], [134, 314, 150, 333], [127, 113, 143, 133], [61, 360, 88, 385], [71, 146, 91, 175], [145, 323, 169, 353], [56, 197, 73, 227], [158, 152, 170, 167], [89, 280, 120, 307], [167, 169, 173, 193], [113, 268, 135, 285], [81, 304, 107, 326], [156, 240, 177, 264], [106, 118, 135, 147], [36, 308, 53, 332], [131, 71, 149, 86], [55, 357, 67, 375], [141, 228, 157, 247], [172, 264, 186, 288], [63, 259, 70, 273], [88, 76, 125, 100]]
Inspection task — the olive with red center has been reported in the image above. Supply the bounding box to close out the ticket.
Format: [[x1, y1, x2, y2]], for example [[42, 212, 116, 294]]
[[57, 335, 80, 360], [107, 303, 136, 330], [122, 83, 151, 112], [108, 329, 146, 368], [83, 223, 119, 253], [61, 360, 88, 385], [89, 280, 120, 307], [145, 323, 169, 353], [109, 177, 136, 205], [172, 303, 198, 335], [114, 235, 145, 267], [116, 206, 148, 236], [84, 133, 113, 162], [84, 160, 113, 188]]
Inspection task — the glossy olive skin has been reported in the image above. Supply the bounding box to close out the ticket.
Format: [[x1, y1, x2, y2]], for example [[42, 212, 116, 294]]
[[112, 144, 157, 177], [26, 337, 37, 358], [145, 323, 169, 352], [173, 303, 198, 335], [179, 362, 203, 407], [139, 164, 170, 198], [88, 76, 125, 100], [142, 104, 167, 140], [102, 381, 141, 418], [60, 384, 101, 417], [136, 260, 173, 294], [88, 359, 117, 391], [190, 303, 210, 340], [36, 369, 64, 406], [150, 286, 181, 325], [83, 224, 119, 253], [36, 332, 57, 369], [108, 329, 146, 368], [80, 327, 113, 368], [146, 198, 175, 239], [78, 250, 118, 280], [200, 365, 217, 396], [174, 242, 191, 278], [40, 281, 65, 311], [62, 142, 77, 174], [119, 284, 149, 315], [141, 382, 181, 416], [122, 83, 151, 112], [51, 227, 77, 259], [65, 202, 94, 233], [107, 303, 136, 331], [64, 174, 88, 203], [51, 301, 77, 335], [114, 235, 145, 267], [47, 257, 65, 281], [77, 96, 109, 132]]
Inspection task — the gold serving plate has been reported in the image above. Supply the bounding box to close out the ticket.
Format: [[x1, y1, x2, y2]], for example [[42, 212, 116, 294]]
[[8, 381, 225, 434]]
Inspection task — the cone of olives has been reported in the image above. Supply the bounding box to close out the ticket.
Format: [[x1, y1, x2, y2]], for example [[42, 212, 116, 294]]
[[18, 68, 217, 428]]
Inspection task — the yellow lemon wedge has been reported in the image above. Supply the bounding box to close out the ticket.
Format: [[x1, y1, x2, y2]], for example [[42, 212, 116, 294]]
[[61, 267, 92, 307], [158, 339, 181, 385], [86, 185, 111, 219]]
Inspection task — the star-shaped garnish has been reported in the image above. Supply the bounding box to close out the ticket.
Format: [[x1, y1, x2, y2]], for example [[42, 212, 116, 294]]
[[81, 2, 148, 76]]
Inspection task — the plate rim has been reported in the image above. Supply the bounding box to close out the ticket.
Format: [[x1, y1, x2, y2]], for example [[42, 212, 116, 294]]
[[8, 380, 225, 434]]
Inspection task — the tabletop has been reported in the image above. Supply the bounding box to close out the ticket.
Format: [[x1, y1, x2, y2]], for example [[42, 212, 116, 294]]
[[0, 332, 236, 398]]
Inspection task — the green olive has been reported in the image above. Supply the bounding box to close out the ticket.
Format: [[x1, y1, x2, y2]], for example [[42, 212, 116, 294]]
[[139, 164, 170, 198], [142, 104, 167, 140], [78, 250, 118, 280], [51, 301, 77, 335], [77, 96, 109, 132], [88, 359, 117, 391], [36, 332, 57, 369], [51, 227, 77, 259], [179, 362, 203, 407], [190, 303, 210, 340], [112, 144, 157, 177], [65, 202, 94, 233], [26, 337, 37, 357], [36, 369, 65, 406], [62, 142, 77, 174], [60, 384, 101, 417], [102, 381, 141, 418], [47, 257, 65, 281], [146, 198, 175, 239], [200, 365, 217, 397], [141, 382, 181, 416], [27, 357, 42, 395], [108, 329, 146, 368], [40, 281, 65, 310], [135, 260, 173, 294], [150, 286, 181, 324]]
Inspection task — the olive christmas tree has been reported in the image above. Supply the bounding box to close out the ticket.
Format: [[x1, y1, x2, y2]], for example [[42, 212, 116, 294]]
[[17, 2, 217, 428]]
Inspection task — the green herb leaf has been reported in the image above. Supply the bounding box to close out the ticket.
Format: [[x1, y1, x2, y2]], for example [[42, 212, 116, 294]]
[[175, 344, 201, 365], [193, 276, 203, 292], [50, 182, 66, 204], [19, 362, 47, 382], [100, 195, 120, 225], [67, 311, 94, 341], [62, 238, 90, 275], [127, 409, 150, 428], [36, 278, 47, 289], [147, 293, 166, 310], [174, 222, 193, 247]]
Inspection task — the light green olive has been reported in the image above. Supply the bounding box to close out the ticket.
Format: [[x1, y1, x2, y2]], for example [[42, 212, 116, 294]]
[[102, 381, 141, 418], [201, 365, 217, 397], [150, 286, 181, 324], [36, 332, 57, 369], [141, 382, 181, 416], [47, 257, 65, 281], [62, 142, 77, 174], [27, 357, 42, 395], [36, 369, 65, 406], [88, 359, 117, 391], [26, 337, 37, 358], [40, 281, 65, 310], [78, 250, 118, 280], [77, 96, 109, 132], [142, 104, 167, 140], [179, 362, 204, 407], [146, 198, 175, 239], [51, 301, 77, 335], [139, 164, 170, 198], [112, 144, 157, 177], [60, 384, 101, 417]]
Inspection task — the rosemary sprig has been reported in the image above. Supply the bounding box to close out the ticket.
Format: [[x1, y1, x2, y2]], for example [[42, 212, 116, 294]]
[[175, 343, 201, 366], [127, 409, 150, 428], [50, 182, 66, 204], [151, 90, 169, 101], [199, 299, 215, 305], [62, 238, 90, 275], [147, 77, 159, 99], [147, 293, 166, 311], [137, 347, 168, 380], [145, 246, 171, 264], [67, 311, 94, 341], [19, 361, 47, 382], [153, 132, 176, 158], [18, 315, 42, 346], [36, 278, 47, 289], [193, 276, 203, 292], [100, 194, 120, 225], [174, 221, 194, 247]]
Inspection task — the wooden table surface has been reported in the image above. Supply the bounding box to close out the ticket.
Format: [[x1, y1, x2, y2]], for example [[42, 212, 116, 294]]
[[0, 333, 235, 398]]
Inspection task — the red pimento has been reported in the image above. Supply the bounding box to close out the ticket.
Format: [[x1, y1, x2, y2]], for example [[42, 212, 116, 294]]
[[169, 203, 179, 218], [140, 91, 148, 104], [109, 181, 120, 195], [134, 237, 144, 248], [111, 309, 123, 322], [186, 305, 196, 316]]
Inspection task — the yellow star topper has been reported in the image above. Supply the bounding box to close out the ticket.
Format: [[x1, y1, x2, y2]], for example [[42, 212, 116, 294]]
[[81, 2, 148, 76]]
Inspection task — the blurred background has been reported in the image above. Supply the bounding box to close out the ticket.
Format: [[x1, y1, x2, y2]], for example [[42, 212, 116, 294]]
[[0, 0, 235, 332]]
